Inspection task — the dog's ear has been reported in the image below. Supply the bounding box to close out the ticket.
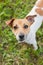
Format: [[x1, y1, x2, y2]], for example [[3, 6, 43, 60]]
[[26, 15, 37, 25], [6, 18, 15, 27]]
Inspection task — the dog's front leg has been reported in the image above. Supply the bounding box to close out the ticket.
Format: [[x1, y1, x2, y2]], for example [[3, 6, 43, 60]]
[[33, 40, 38, 50]]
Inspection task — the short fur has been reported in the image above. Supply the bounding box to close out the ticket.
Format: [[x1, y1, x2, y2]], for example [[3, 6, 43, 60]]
[[6, 0, 43, 50]]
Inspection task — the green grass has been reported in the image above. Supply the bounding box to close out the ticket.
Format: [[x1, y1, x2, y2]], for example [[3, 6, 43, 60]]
[[0, 0, 43, 65]]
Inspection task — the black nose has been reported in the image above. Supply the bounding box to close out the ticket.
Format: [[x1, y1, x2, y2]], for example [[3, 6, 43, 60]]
[[19, 35, 24, 41]]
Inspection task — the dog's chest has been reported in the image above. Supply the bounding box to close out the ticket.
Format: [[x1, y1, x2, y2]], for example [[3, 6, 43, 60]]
[[25, 31, 35, 44]]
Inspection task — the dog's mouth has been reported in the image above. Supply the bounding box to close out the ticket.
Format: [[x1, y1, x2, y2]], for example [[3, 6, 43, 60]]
[[19, 38, 24, 41], [19, 39, 24, 42], [18, 39, 25, 43]]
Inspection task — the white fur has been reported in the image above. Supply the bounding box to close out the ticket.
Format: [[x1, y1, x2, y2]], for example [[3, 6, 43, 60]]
[[25, 0, 43, 50]]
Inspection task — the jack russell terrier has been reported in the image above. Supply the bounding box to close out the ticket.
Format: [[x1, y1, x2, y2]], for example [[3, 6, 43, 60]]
[[6, 0, 43, 50]]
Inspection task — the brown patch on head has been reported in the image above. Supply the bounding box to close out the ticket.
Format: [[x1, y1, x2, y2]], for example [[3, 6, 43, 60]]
[[36, 0, 43, 7], [6, 15, 37, 36], [12, 15, 37, 35], [35, 8, 43, 16], [12, 19, 30, 35]]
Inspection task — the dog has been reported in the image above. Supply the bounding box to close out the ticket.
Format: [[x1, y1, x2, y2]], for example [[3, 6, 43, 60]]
[[6, 0, 43, 50]]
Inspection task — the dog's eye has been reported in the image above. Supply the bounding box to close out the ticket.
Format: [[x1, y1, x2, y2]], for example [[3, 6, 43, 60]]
[[24, 25, 28, 29], [14, 26, 18, 30]]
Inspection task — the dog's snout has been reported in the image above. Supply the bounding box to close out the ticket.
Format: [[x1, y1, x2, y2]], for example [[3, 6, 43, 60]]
[[19, 34, 24, 41]]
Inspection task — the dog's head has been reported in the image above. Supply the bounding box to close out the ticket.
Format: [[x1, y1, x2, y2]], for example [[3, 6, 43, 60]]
[[6, 15, 36, 42]]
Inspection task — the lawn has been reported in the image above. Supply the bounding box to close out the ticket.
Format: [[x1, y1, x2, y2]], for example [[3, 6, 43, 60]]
[[0, 0, 43, 65]]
